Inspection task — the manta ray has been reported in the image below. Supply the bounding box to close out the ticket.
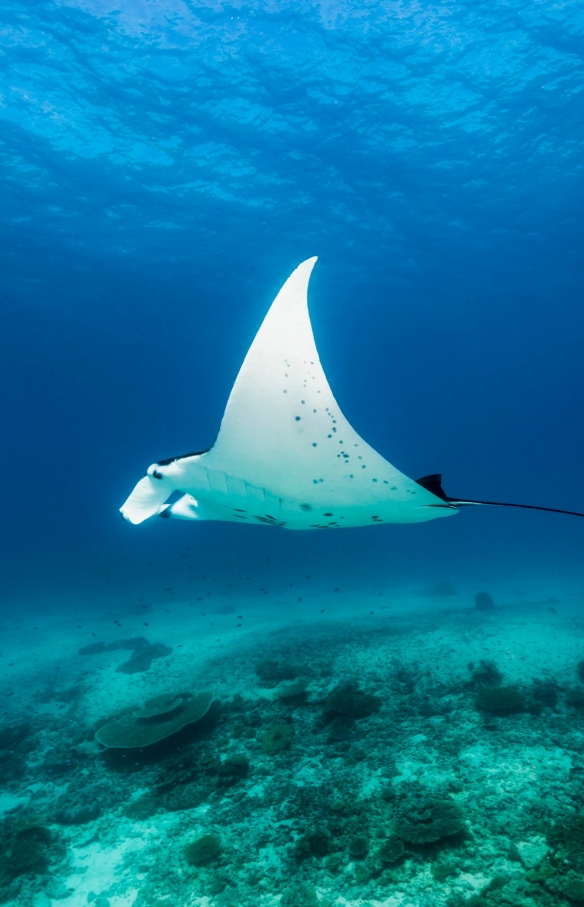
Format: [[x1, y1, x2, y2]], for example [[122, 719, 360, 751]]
[[121, 258, 584, 529]]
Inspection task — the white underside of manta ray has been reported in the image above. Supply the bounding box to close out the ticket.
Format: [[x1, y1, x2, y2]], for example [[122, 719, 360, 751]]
[[121, 258, 584, 529]]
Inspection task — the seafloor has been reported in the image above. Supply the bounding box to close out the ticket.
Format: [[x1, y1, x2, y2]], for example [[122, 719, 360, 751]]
[[1, 580, 584, 907]]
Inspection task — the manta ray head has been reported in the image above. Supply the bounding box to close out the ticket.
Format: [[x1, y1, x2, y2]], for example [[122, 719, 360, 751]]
[[121, 453, 208, 524]]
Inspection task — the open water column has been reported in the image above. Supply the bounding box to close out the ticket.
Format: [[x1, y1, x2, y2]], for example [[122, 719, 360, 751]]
[[1, 1, 584, 906]]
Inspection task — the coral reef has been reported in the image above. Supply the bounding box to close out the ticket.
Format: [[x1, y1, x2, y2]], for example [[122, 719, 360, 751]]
[[294, 830, 332, 860], [323, 682, 381, 719], [255, 659, 298, 687], [475, 685, 524, 715], [261, 721, 295, 755], [547, 814, 584, 870], [348, 835, 369, 859], [6, 591, 584, 907], [566, 687, 584, 708], [116, 641, 173, 674], [0, 722, 30, 749], [95, 691, 213, 748], [79, 636, 172, 673], [395, 798, 466, 844], [531, 678, 558, 708], [217, 754, 249, 786], [184, 833, 222, 867], [378, 836, 405, 863], [468, 659, 503, 686], [54, 782, 102, 824], [276, 681, 308, 703]]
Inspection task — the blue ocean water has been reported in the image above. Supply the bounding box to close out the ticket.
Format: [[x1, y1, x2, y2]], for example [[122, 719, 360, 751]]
[[3, 0, 584, 613], [1, 6, 584, 904]]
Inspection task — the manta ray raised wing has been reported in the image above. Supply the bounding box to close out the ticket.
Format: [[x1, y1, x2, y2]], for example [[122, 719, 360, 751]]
[[120, 258, 584, 529]]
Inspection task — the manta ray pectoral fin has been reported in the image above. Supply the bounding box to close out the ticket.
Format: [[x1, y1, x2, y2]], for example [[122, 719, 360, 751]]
[[120, 473, 173, 524]]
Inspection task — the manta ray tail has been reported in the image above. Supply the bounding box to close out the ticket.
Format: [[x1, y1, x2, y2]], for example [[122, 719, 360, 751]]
[[415, 474, 584, 519]]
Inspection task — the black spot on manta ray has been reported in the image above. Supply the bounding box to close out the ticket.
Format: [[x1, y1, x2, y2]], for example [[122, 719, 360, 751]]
[[152, 470, 163, 479], [300, 504, 312, 511], [254, 514, 285, 526]]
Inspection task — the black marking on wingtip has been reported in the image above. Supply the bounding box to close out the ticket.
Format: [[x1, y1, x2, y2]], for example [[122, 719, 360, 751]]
[[415, 474, 449, 501]]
